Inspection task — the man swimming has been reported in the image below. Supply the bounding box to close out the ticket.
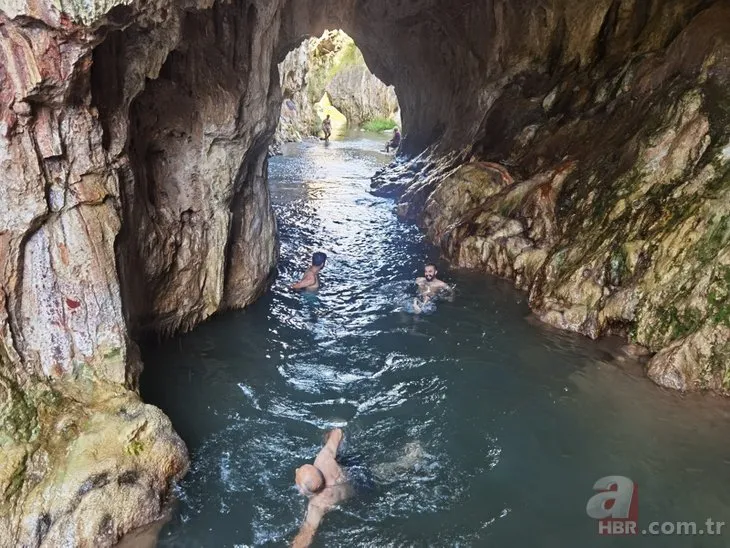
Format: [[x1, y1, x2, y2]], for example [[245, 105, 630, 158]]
[[413, 263, 452, 312], [292, 428, 352, 548], [291, 252, 327, 291]]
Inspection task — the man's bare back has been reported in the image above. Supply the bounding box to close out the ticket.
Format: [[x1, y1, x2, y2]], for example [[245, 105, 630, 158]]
[[291, 252, 327, 291], [292, 428, 352, 548]]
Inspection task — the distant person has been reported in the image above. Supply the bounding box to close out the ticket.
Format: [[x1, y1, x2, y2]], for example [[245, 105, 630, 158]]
[[322, 115, 332, 142], [292, 428, 353, 548], [413, 263, 452, 313], [291, 252, 327, 291], [385, 127, 401, 152]]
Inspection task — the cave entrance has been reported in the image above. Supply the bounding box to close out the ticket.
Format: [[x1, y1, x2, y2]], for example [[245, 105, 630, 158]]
[[275, 30, 401, 145]]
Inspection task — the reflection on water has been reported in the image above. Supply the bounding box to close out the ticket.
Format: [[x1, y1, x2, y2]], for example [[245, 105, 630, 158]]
[[141, 134, 730, 547]]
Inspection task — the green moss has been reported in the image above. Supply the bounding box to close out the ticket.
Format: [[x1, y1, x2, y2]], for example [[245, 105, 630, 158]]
[[362, 117, 397, 132], [125, 439, 144, 456], [651, 305, 705, 344], [696, 215, 730, 265], [325, 40, 361, 80], [607, 247, 628, 286], [708, 266, 730, 327], [0, 376, 38, 446]]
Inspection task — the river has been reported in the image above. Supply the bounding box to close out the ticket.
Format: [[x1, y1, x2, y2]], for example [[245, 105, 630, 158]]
[[141, 133, 730, 547]]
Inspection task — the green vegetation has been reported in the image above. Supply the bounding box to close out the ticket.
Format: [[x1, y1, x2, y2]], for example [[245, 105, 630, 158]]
[[324, 40, 361, 81], [708, 266, 730, 328], [362, 117, 397, 132], [125, 439, 144, 456], [653, 305, 704, 342]]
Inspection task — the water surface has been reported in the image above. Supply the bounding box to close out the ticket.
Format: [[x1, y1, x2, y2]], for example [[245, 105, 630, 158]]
[[142, 134, 730, 547]]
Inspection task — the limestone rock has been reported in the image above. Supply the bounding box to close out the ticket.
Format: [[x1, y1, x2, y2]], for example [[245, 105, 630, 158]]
[[2, 0, 730, 543], [371, 0, 730, 393], [0, 378, 187, 547]]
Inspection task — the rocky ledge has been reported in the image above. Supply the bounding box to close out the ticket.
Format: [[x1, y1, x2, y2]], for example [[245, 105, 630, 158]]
[[0, 376, 187, 546]]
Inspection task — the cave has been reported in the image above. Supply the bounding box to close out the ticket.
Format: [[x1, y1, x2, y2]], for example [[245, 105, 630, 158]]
[[274, 29, 402, 145], [1, 0, 729, 545]]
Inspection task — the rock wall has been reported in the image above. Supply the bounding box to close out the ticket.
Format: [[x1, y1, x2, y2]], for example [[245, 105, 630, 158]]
[[0, 0, 283, 544], [276, 37, 320, 143], [372, 0, 730, 394]]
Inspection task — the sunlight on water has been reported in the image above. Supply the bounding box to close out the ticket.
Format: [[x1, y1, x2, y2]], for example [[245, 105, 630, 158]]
[[141, 134, 730, 548]]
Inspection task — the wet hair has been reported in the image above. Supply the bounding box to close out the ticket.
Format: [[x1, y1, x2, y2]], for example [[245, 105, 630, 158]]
[[425, 263, 437, 270], [312, 252, 327, 267]]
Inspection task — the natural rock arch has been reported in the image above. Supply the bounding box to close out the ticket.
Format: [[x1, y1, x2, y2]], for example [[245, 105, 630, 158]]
[[1, 0, 730, 545]]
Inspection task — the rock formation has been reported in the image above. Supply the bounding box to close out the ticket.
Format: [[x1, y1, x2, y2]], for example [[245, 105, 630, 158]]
[[0, 0, 729, 544], [275, 29, 399, 144], [371, 0, 730, 394], [0, 0, 282, 544]]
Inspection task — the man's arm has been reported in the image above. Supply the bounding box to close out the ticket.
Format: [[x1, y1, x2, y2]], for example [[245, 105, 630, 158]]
[[291, 271, 315, 290], [436, 280, 452, 292], [292, 501, 326, 548], [434, 280, 455, 302]]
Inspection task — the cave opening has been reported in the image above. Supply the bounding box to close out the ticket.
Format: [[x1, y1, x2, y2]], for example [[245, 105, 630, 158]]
[[274, 29, 401, 146]]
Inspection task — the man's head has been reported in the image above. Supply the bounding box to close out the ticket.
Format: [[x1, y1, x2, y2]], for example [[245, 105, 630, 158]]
[[312, 252, 327, 269], [394, 128, 400, 135], [295, 464, 325, 496], [424, 263, 438, 281], [325, 114, 331, 119]]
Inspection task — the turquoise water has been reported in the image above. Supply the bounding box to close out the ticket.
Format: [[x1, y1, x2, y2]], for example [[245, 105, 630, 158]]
[[141, 135, 730, 547]]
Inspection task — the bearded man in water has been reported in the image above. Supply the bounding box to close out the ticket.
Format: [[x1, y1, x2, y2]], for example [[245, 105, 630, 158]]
[[292, 428, 352, 548], [413, 263, 452, 313], [416, 263, 451, 301]]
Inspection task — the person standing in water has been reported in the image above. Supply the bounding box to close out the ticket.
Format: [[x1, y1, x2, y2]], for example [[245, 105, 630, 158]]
[[413, 263, 452, 312], [291, 252, 327, 291], [322, 115, 332, 142], [292, 428, 352, 548], [385, 127, 401, 152]]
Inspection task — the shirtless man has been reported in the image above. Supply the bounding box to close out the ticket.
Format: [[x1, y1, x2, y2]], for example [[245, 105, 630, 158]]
[[292, 428, 352, 548], [291, 252, 327, 291], [322, 115, 332, 142], [413, 263, 451, 312]]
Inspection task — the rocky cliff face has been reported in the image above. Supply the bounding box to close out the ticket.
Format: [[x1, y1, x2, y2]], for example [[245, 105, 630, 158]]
[[0, 0, 282, 544], [1, 0, 729, 544], [371, 0, 730, 394]]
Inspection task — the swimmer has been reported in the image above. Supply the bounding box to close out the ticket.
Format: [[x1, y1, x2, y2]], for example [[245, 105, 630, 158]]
[[291, 252, 327, 291], [292, 428, 353, 548], [413, 263, 452, 312]]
